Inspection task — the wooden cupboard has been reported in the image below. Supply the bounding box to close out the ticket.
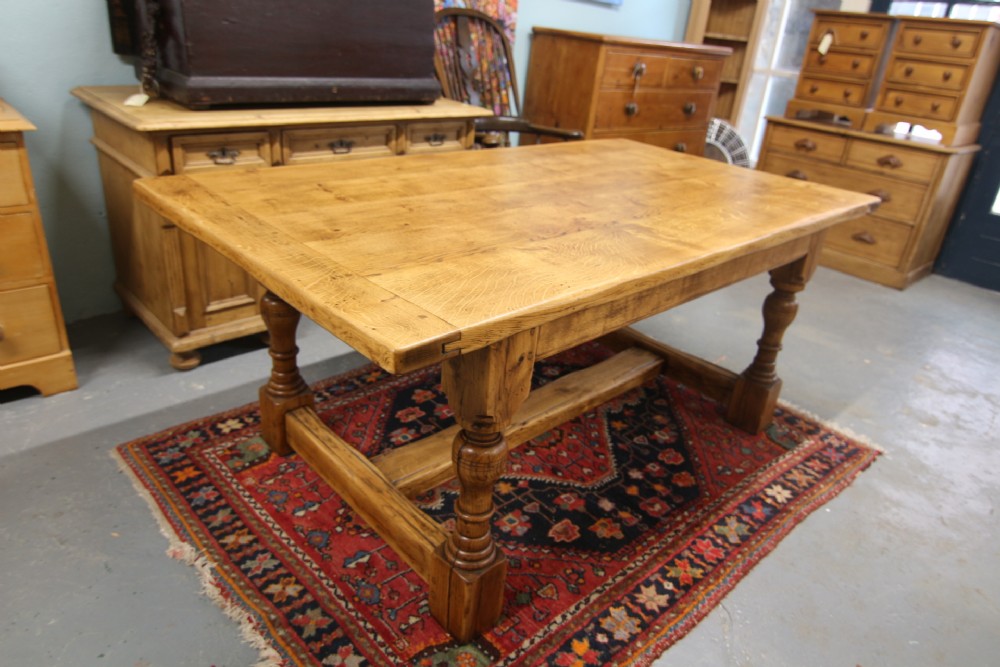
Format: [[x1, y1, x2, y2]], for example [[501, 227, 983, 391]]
[[73, 86, 489, 369], [522, 29, 731, 156], [758, 116, 977, 288], [0, 100, 78, 396]]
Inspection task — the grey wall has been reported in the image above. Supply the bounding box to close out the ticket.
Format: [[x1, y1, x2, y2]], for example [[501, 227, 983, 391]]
[[0, 0, 686, 324]]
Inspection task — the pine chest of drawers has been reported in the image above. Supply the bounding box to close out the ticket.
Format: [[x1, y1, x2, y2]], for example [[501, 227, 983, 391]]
[[73, 86, 489, 369], [863, 17, 1000, 146], [1, 100, 77, 395], [785, 11, 894, 129], [758, 116, 978, 289], [523, 28, 731, 156]]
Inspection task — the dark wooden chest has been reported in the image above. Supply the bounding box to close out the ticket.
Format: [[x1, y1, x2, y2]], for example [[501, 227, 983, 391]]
[[107, 0, 440, 108]]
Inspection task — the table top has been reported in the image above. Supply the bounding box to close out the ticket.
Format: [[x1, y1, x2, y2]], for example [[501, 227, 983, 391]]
[[72, 86, 491, 133], [134, 139, 877, 373]]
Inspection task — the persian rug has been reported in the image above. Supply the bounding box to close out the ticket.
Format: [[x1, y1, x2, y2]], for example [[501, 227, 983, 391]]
[[114, 341, 879, 666]]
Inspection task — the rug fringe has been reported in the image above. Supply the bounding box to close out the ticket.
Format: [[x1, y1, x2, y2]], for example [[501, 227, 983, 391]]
[[777, 399, 888, 454], [110, 449, 285, 667]]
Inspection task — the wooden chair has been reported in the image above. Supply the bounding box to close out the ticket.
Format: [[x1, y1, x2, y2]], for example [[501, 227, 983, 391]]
[[433, 8, 583, 147]]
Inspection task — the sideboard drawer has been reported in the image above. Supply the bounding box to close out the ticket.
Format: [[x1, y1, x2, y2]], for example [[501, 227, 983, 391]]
[[0, 211, 47, 282], [804, 50, 878, 80], [824, 215, 912, 267], [886, 59, 969, 92], [796, 76, 869, 108], [761, 153, 927, 224], [594, 90, 714, 130], [895, 25, 982, 58], [768, 124, 848, 163], [282, 125, 396, 165], [878, 88, 957, 121], [812, 18, 889, 51], [0, 285, 62, 365], [593, 127, 708, 155], [171, 132, 273, 173], [845, 140, 940, 182], [0, 140, 31, 208], [601, 49, 723, 90], [404, 121, 468, 154]]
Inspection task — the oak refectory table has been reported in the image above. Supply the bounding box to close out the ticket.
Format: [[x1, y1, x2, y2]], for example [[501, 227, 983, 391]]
[[133, 139, 877, 642]]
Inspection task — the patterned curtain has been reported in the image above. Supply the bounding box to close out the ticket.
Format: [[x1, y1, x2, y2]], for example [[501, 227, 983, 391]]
[[434, 0, 518, 44]]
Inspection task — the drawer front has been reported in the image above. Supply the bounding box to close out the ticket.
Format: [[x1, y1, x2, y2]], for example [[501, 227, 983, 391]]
[[0, 285, 62, 365], [886, 58, 969, 92], [766, 124, 847, 163], [404, 121, 469, 154], [760, 154, 927, 225], [592, 128, 708, 155], [283, 125, 396, 164], [0, 211, 47, 283], [896, 25, 982, 59], [0, 140, 31, 208], [824, 214, 912, 267], [594, 90, 715, 130], [171, 132, 273, 173], [601, 49, 723, 90], [804, 50, 877, 80], [795, 76, 869, 108], [812, 19, 888, 51], [878, 88, 957, 121], [845, 139, 941, 183]]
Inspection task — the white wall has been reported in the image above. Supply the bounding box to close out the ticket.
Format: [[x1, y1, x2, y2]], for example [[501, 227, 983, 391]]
[[0, 1, 686, 324], [0, 2, 136, 322]]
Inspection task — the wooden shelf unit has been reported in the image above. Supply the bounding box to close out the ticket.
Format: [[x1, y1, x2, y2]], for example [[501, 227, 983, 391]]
[[684, 0, 768, 124]]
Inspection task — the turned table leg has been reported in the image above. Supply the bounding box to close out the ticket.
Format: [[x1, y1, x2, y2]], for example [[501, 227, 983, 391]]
[[727, 257, 810, 433], [258, 291, 314, 455], [430, 329, 537, 642]]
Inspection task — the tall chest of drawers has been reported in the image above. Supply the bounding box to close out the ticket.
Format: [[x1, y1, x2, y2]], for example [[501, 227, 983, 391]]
[[784, 11, 895, 129], [74, 86, 489, 369], [0, 100, 78, 396], [523, 28, 731, 156], [863, 17, 1000, 146], [758, 117, 977, 289]]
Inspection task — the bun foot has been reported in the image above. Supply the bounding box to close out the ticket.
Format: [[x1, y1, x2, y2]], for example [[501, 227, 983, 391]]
[[169, 350, 202, 371]]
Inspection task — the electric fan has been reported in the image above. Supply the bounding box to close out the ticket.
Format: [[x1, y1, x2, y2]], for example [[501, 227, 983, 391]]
[[704, 118, 750, 168]]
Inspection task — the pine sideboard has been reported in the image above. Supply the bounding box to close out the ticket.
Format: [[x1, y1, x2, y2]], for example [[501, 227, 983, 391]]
[[0, 100, 77, 395], [73, 86, 490, 369]]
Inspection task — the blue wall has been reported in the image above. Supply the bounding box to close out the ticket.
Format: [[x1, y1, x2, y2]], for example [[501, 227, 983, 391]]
[[0, 1, 686, 323]]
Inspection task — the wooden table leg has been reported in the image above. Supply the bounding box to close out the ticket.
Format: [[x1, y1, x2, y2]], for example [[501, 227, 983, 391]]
[[727, 256, 810, 433], [429, 329, 537, 642], [258, 291, 314, 455]]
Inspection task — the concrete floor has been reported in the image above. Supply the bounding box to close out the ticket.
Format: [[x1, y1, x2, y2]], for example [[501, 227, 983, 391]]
[[1, 267, 998, 666]]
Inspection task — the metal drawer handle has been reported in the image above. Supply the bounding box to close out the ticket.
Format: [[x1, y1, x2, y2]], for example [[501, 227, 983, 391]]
[[329, 139, 355, 154], [877, 154, 903, 168], [683, 102, 697, 116], [692, 65, 705, 81], [674, 142, 687, 153], [868, 188, 892, 203], [786, 169, 808, 180], [425, 133, 447, 146], [625, 102, 639, 117], [852, 231, 877, 245], [632, 61, 647, 79], [207, 147, 240, 165], [794, 138, 818, 152]]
